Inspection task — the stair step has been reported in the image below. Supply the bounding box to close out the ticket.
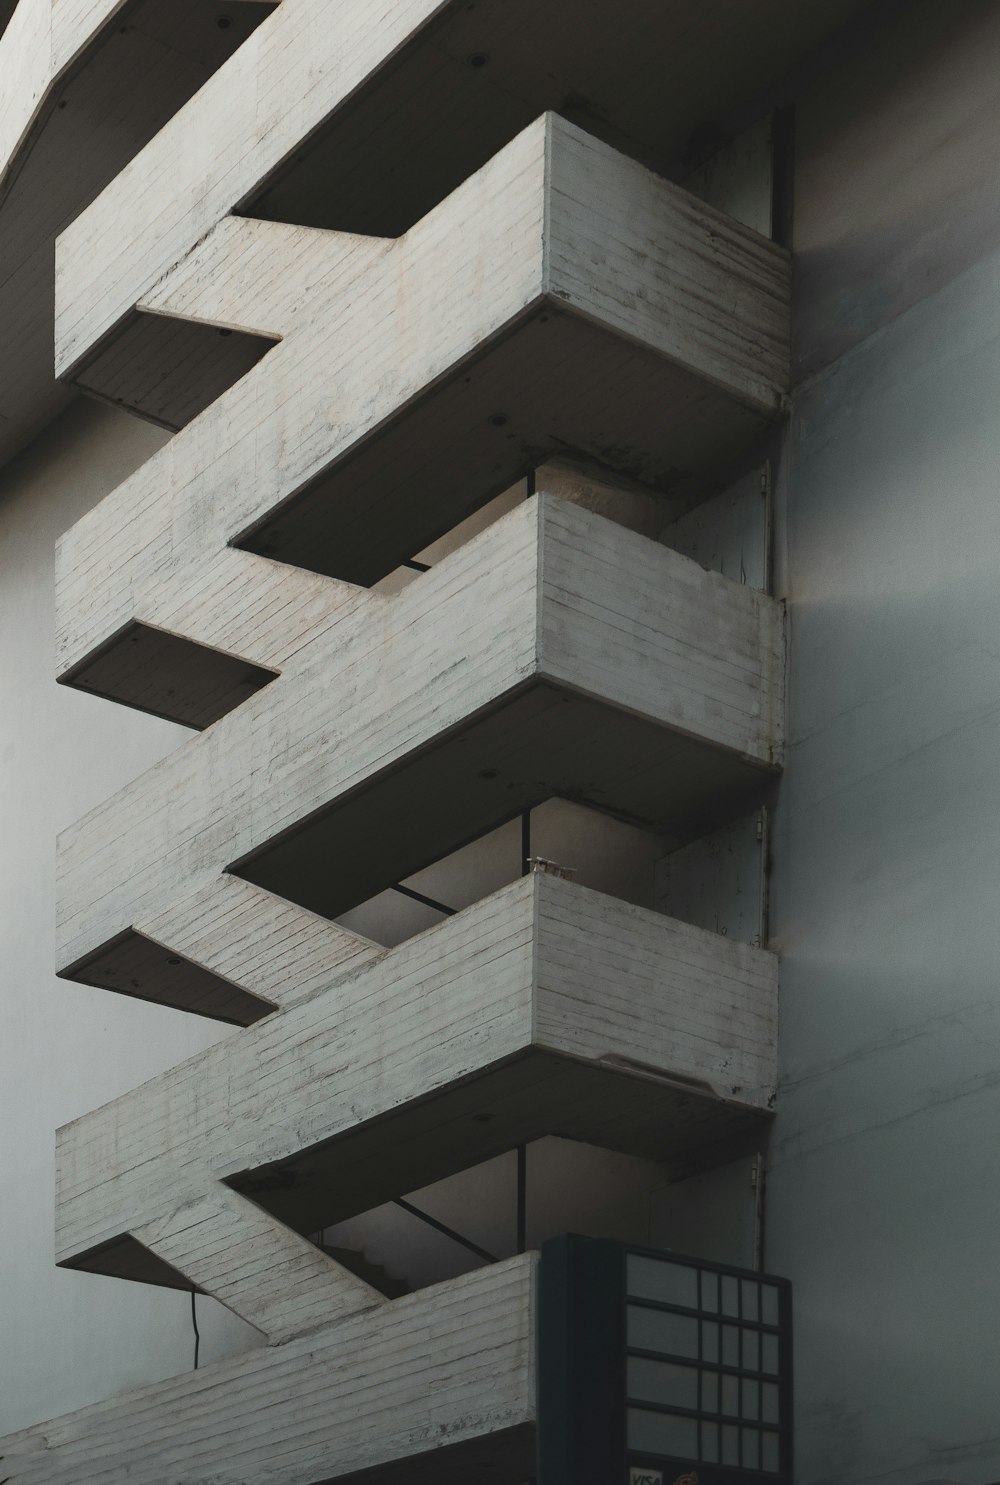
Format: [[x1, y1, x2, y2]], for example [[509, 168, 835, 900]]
[[317, 1242, 409, 1299]]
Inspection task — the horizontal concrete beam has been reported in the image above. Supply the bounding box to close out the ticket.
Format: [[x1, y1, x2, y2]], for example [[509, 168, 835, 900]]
[[0, 0, 275, 466], [56, 874, 777, 1282], [55, 0, 867, 387], [56, 494, 785, 978], [0, 1255, 536, 1485], [93, 872, 385, 1024]]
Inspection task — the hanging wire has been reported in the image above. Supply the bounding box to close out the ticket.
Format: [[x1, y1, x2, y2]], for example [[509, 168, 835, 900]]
[[191, 1290, 201, 1371]]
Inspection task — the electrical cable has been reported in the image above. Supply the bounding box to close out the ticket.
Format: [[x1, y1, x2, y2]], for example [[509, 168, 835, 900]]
[[191, 1290, 200, 1371]]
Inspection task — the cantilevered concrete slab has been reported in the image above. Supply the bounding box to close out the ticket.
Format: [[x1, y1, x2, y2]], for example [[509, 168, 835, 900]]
[[0, 1256, 537, 1485], [55, 0, 869, 397], [57, 874, 776, 1287], [59, 856, 386, 1025], [56, 113, 789, 723], [0, 0, 275, 465], [56, 494, 784, 983]]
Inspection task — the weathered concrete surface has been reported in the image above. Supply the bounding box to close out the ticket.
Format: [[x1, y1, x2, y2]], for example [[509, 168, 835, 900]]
[[56, 873, 777, 1291], [30, 55, 790, 1475], [0, 406, 705, 1448], [56, 494, 785, 988], [55, 112, 789, 644], [0, 1256, 537, 1485], [55, 0, 865, 387], [0, 403, 260, 1438], [0, 0, 274, 466]]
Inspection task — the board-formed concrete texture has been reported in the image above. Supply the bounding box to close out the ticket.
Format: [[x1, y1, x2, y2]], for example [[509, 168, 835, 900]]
[[0, 0, 811, 1479], [54, 0, 869, 389], [56, 493, 785, 988], [0, 0, 276, 465], [56, 874, 778, 1292], [54, 111, 790, 629], [0, 1256, 538, 1485], [12, 3, 1000, 1484]]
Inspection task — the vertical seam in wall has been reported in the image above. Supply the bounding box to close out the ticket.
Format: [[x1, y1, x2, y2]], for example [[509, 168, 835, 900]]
[[530, 871, 540, 1047], [535, 490, 545, 682], [541, 113, 553, 300], [775, 597, 789, 770]]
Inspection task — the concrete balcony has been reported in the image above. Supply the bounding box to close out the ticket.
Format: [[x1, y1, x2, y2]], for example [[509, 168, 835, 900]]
[[0, 1237, 793, 1484], [56, 494, 785, 994], [56, 112, 789, 726], [56, 872, 777, 1291], [55, 0, 867, 408], [0, 1255, 539, 1485], [0, 0, 274, 464]]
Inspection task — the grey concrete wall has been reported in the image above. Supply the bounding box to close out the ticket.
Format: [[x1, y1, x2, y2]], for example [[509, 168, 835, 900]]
[[0, 400, 258, 1436], [768, 4, 1000, 1483]]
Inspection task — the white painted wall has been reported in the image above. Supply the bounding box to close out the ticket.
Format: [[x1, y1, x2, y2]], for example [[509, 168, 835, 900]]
[[0, 400, 258, 1436]]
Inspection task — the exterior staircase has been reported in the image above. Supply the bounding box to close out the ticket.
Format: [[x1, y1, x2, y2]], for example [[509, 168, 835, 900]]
[[315, 1243, 410, 1302]]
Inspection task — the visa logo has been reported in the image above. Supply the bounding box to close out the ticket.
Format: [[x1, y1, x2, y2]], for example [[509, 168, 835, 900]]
[[629, 1471, 663, 1485]]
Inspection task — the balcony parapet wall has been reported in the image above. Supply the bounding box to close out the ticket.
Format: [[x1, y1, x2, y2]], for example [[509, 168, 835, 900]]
[[56, 873, 777, 1293], [24, 7, 800, 1476], [0, 1256, 538, 1485], [56, 112, 790, 698], [54, 0, 868, 391], [56, 493, 785, 991], [0, 0, 274, 464]]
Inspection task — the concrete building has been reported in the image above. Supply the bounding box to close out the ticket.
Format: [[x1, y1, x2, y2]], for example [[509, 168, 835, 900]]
[[0, 0, 998, 1481]]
